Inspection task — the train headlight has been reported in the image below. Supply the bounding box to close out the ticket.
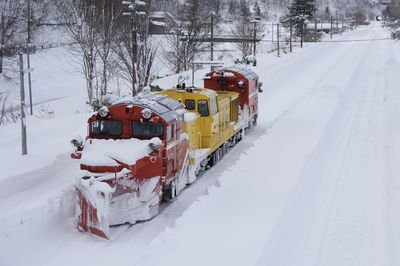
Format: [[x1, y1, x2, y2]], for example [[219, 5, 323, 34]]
[[141, 108, 152, 119], [238, 80, 244, 89], [98, 106, 109, 117], [148, 137, 162, 153], [71, 135, 83, 148]]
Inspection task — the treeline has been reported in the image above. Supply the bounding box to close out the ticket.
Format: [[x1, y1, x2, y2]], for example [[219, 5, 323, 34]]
[[384, 0, 400, 38]]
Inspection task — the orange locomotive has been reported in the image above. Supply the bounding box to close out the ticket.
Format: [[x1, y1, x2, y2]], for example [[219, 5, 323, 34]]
[[71, 66, 262, 239]]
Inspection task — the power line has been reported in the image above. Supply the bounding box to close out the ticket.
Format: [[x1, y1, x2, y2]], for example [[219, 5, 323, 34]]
[[260, 37, 393, 43]]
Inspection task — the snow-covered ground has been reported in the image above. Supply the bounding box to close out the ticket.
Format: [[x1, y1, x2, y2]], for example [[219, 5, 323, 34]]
[[1, 22, 399, 266]]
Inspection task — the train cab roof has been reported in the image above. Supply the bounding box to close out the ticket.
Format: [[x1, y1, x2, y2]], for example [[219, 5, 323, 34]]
[[207, 66, 259, 81], [112, 93, 184, 123]]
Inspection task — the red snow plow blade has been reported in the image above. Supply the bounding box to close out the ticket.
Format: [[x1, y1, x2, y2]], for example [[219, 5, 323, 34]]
[[76, 179, 112, 239], [75, 173, 162, 240]]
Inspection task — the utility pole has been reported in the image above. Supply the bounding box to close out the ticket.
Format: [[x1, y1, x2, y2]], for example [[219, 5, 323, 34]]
[[251, 16, 261, 64], [289, 16, 292, 53], [19, 53, 27, 155], [300, 20, 304, 48], [27, 0, 33, 115], [277, 23, 280, 57], [330, 15, 333, 39], [271, 23, 274, 44], [175, 29, 181, 73], [130, 9, 138, 96], [0, 14, 4, 74], [336, 11, 339, 30], [122, 0, 142, 96], [341, 15, 344, 35], [314, 20, 318, 42], [210, 12, 214, 61], [253, 21, 256, 56]]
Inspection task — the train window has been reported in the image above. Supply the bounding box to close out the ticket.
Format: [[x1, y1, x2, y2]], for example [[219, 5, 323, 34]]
[[132, 122, 164, 138], [198, 100, 209, 117], [92, 120, 122, 136], [209, 96, 218, 116], [185, 100, 195, 110], [167, 125, 173, 141]]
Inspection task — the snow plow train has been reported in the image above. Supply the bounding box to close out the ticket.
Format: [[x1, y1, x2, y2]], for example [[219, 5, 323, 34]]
[[71, 66, 262, 239]]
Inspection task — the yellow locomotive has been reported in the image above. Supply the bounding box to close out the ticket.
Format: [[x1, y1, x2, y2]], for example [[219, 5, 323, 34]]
[[160, 85, 242, 180]]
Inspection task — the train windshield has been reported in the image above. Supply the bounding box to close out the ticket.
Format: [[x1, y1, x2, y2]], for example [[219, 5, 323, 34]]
[[133, 122, 164, 138], [198, 100, 209, 117], [92, 120, 122, 136]]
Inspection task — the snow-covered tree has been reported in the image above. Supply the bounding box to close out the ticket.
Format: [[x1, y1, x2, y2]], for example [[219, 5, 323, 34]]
[[232, 17, 264, 59], [253, 1, 261, 17], [228, 0, 239, 16], [324, 6, 331, 21], [286, 0, 317, 34], [0, 0, 49, 74], [239, 0, 251, 17], [163, 0, 209, 73]]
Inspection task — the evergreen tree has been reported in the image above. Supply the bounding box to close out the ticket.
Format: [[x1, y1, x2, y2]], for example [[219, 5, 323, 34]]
[[324, 6, 331, 21], [253, 1, 261, 17], [228, 0, 238, 16], [286, 0, 317, 35], [239, 0, 251, 17]]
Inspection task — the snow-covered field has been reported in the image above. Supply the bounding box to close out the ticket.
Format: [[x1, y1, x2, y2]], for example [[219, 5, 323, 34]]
[[1, 22, 399, 266]]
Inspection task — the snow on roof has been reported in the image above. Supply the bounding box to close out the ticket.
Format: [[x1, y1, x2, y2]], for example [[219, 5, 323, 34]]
[[80, 138, 157, 167], [113, 93, 184, 123], [213, 71, 235, 78], [151, 20, 166, 27], [221, 66, 259, 80], [150, 11, 166, 18]]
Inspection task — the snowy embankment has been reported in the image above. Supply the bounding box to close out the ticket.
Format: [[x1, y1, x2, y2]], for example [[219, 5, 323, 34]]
[[1, 23, 400, 266], [136, 24, 398, 266]]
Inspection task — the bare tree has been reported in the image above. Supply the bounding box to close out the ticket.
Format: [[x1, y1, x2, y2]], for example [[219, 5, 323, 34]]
[[56, 0, 98, 103], [162, 31, 183, 73], [232, 17, 264, 59], [162, 0, 210, 73], [232, 18, 253, 59], [94, 0, 121, 98], [0, 0, 50, 74], [0, 91, 20, 125], [112, 0, 158, 95], [0, 0, 24, 74]]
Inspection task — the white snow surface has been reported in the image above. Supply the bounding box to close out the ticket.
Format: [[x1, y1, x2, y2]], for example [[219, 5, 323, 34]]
[[80, 138, 156, 167], [1, 23, 400, 266]]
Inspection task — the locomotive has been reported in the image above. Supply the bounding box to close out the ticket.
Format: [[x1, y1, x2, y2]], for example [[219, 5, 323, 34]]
[[71, 66, 262, 239]]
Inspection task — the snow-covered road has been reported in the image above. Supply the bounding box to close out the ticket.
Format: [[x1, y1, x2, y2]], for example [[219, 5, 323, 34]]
[[1, 23, 399, 266]]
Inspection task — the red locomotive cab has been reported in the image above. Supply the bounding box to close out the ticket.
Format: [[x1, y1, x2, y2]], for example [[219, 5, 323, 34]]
[[204, 66, 262, 128], [74, 94, 188, 239]]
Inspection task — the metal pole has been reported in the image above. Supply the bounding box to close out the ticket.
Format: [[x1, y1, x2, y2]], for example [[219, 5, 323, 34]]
[[289, 17, 292, 53], [271, 23, 274, 44], [300, 20, 303, 48], [336, 11, 339, 30], [27, 0, 33, 115], [330, 15, 333, 39], [131, 4, 138, 96], [253, 21, 256, 57], [191, 61, 195, 88], [176, 31, 180, 72], [210, 13, 214, 61], [341, 15, 344, 35], [277, 23, 280, 57], [19, 53, 27, 155], [314, 20, 317, 42]]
